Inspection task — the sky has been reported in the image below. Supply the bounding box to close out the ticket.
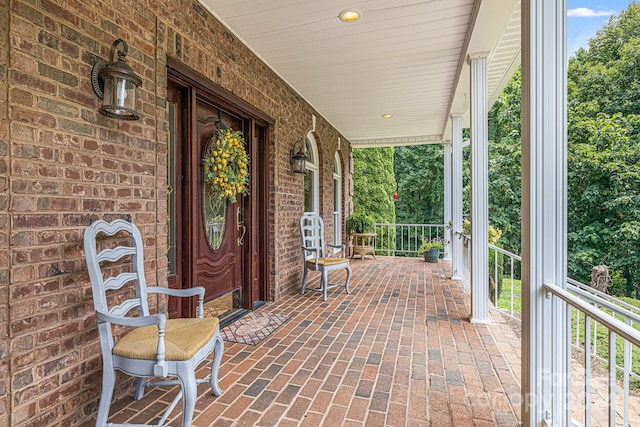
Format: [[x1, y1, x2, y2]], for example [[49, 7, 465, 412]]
[[567, 0, 634, 55]]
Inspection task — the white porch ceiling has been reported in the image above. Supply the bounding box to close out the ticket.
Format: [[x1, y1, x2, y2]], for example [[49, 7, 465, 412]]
[[198, 0, 521, 147]]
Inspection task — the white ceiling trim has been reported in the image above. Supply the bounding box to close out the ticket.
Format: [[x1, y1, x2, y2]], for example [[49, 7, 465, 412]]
[[351, 134, 443, 148]]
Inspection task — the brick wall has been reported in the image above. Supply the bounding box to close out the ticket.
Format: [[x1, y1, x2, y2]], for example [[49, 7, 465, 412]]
[[0, 2, 9, 426], [7, 1, 160, 425], [4, 0, 352, 425]]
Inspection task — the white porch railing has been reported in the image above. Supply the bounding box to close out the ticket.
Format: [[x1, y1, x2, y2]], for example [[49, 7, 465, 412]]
[[461, 236, 640, 427], [545, 283, 640, 427], [488, 242, 522, 320], [373, 223, 445, 256]]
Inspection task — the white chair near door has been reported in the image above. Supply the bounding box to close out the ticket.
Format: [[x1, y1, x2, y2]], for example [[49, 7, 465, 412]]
[[84, 219, 224, 427], [299, 213, 352, 301]]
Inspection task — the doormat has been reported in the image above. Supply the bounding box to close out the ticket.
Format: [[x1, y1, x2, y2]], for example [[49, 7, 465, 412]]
[[219, 312, 291, 345]]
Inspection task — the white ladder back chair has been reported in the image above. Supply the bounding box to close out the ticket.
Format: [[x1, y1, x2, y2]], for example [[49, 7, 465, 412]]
[[84, 219, 223, 427], [299, 213, 351, 301]]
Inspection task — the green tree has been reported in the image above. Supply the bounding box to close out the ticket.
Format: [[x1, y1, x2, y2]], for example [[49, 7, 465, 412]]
[[487, 68, 522, 254], [352, 147, 396, 223], [567, 111, 640, 296], [394, 144, 444, 224], [569, 4, 640, 117], [566, 2, 640, 296]]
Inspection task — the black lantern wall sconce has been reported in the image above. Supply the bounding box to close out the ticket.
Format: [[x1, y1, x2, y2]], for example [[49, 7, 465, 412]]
[[91, 39, 142, 120], [290, 140, 306, 174]]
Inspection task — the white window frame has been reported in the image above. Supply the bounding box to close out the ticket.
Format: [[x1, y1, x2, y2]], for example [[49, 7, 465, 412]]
[[304, 133, 319, 215], [333, 152, 342, 251]]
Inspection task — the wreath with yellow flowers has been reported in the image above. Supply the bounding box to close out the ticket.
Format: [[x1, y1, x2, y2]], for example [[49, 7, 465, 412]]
[[203, 128, 249, 203]]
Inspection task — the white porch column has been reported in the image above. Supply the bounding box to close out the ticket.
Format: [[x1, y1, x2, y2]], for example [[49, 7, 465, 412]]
[[522, 0, 570, 425], [450, 114, 464, 281], [443, 141, 452, 261], [468, 52, 490, 324]]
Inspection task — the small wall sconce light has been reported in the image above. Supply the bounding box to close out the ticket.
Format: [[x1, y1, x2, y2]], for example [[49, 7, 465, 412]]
[[290, 140, 306, 174], [91, 39, 142, 120]]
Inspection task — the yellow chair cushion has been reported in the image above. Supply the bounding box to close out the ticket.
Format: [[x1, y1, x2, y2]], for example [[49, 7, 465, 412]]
[[307, 257, 349, 267], [113, 318, 219, 361]]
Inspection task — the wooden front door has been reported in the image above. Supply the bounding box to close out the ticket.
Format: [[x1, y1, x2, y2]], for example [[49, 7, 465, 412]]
[[167, 63, 271, 319], [192, 98, 245, 304]]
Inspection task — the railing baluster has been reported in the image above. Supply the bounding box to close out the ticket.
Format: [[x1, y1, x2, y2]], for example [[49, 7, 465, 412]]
[[624, 318, 631, 426], [576, 309, 581, 349], [609, 330, 616, 427], [493, 247, 498, 307], [594, 314, 598, 364], [392, 224, 396, 253], [389, 224, 398, 255], [403, 224, 407, 254], [371, 223, 445, 257], [383, 224, 387, 255], [585, 314, 591, 427], [510, 256, 514, 316]]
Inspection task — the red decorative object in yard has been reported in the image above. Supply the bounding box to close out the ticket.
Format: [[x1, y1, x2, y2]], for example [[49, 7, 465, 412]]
[[393, 191, 398, 200]]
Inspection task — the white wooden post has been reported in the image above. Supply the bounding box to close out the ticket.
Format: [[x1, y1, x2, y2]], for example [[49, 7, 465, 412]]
[[443, 141, 452, 261], [450, 114, 464, 281], [469, 52, 490, 324], [521, 0, 570, 425]]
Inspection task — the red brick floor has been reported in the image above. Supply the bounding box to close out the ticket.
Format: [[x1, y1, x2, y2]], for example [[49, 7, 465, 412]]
[[105, 257, 521, 426]]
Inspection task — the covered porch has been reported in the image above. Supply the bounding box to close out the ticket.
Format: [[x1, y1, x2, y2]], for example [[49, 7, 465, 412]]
[[105, 254, 640, 426], [0, 0, 613, 425], [107, 257, 522, 426]]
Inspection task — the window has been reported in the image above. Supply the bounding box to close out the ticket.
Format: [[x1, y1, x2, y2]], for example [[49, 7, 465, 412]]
[[167, 100, 177, 275], [304, 133, 319, 214], [333, 153, 342, 247]]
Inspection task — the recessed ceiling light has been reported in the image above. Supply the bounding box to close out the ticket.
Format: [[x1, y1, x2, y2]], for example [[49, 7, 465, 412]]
[[382, 114, 393, 119], [339, 9, 362, 23]]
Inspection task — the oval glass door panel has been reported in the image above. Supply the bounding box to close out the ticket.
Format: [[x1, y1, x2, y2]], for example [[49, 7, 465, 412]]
[[204, 135, 226, 250]]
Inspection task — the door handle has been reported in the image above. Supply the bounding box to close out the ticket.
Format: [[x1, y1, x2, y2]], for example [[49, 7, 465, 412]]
[[236, 206, 246, 246]]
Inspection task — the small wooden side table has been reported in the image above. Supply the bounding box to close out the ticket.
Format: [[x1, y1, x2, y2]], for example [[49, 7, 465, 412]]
[[350, 232, 377, 259]]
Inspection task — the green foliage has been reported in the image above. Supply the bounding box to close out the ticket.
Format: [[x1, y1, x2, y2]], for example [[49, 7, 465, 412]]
[[569, 4, 640, 117], [608, 270, 631, 297], [496, 279, 522, 314], [394, 144, 444, 224], [460, 219, 502, 245], [345, 212, 375, 234], [585, 3, 640, 65], [566, 110, 640, 295], [566, 2, 640, 297], [487, 68, 522, 255], [488, 225, 502, 246], [462, 218, 471, 235], [352, 147, 396, 224], [419, 237, 446, 252], [352, 147, 396, 254]]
